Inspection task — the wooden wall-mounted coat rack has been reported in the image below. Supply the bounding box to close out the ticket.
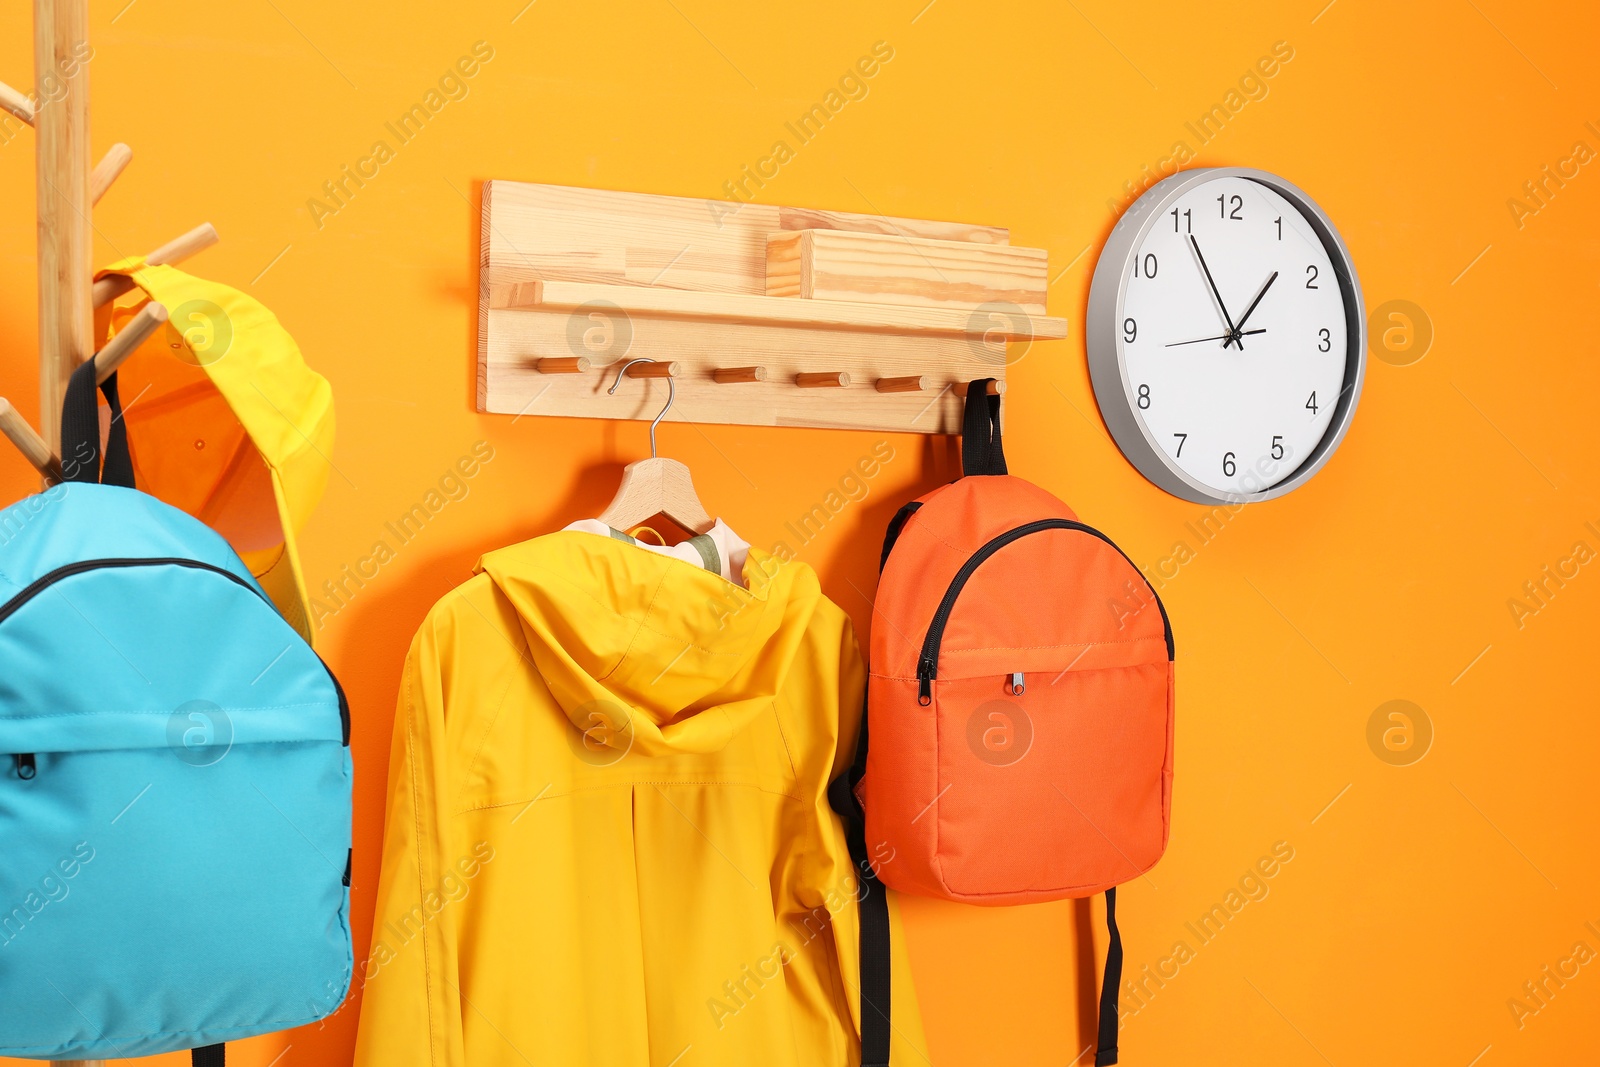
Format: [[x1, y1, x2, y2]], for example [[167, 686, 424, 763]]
[[477, 182, 1066, 435], [0, 0, 218, 496]]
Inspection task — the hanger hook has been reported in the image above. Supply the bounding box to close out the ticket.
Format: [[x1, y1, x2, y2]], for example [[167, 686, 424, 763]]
[[607, 358, 674, 459]]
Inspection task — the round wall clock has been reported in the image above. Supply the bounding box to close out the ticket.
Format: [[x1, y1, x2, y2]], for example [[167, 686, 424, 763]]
[[1086, 167, 1365, 504]]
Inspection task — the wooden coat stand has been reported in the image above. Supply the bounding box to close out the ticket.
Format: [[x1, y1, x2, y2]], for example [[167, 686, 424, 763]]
[[0, 0, 218, 491], [1, 3, 218, 1065]]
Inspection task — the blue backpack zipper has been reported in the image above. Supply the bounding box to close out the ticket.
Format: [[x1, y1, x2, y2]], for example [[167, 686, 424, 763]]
[[3, 557, 350, 779]]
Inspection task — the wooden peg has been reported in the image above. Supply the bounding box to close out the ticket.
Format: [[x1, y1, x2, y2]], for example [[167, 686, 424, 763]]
[[89, 143, 132, 204], [624, 360, 680, 379], [0, 81, 33, 125], [92, 302, 168, 384], [145, 222, 220, 269], [92, 222, 220, 307], [712, 366, 767, 384], [0, 399, 63, 483], [796, 371, 851, 388], [954, 379, 1007, 397], [536, 356, 591, 374], [875, 375, 928, 393]]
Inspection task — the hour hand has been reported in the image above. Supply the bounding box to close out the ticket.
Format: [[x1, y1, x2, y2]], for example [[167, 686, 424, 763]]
[[1228, 270, 1279, 345]]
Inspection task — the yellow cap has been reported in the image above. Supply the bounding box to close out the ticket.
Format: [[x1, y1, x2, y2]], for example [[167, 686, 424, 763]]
[[95, 258, 334, 646]]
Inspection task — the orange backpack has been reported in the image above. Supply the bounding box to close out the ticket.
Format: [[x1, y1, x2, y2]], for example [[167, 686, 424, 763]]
[[831, 381, 1175, 1066]]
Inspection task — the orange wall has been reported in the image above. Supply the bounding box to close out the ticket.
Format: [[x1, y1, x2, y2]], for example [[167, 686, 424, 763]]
[[3, 1, 1598, 1064]]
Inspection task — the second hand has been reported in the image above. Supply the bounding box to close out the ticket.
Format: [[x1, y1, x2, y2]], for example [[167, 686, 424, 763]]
[[1165, 329, 1266, 348]]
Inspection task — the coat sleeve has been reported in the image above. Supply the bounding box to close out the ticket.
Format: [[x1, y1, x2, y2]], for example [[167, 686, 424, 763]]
[[352, 622, 466, 1067]]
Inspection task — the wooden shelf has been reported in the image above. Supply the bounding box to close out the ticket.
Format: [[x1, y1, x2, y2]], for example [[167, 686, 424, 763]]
[[767, 228, 1050, 314], [490, 279, 1067, 340], [476, 182, 1066, 434]]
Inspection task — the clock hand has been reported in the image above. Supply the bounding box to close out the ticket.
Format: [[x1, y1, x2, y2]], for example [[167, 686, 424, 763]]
[[1227, 270, 1279, 345], [1187, 235, 1243, 349], [1165, 328, 1266, 348]]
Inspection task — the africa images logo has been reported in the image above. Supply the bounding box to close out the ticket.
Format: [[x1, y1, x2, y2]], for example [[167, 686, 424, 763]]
[[965, 698, 1034, 767], [165, 699, 234, 767], [565, 698, 636, 768]]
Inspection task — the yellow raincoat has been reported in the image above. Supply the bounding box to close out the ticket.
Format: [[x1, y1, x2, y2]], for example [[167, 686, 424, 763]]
[[353, 531, 926, 1066]]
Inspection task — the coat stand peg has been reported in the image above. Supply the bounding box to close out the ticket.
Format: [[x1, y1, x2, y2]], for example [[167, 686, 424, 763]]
[[954, 379, 1006, 397], [0, 80, 34, 124], [0, 399, 63, 483], [623, 360, 680, 379], [536, 356, 590, 374], [795, 371, 850, 388], [0, 79, 129, 206], [712, 366, 767, 384], [91, 302, 169, 383], [93, 222, 221, 307], [89, 143, 132, 205], [875, 375, 928, 393]]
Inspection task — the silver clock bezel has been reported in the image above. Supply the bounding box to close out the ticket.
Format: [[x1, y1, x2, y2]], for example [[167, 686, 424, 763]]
[[1085, 166, 1366, 505]]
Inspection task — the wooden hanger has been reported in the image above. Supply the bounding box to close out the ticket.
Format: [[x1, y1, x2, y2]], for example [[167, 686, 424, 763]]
[[597, 358, 714, 535]]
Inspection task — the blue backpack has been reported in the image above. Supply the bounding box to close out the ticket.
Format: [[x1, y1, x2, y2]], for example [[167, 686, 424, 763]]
[[0, 363, 352, 1062]]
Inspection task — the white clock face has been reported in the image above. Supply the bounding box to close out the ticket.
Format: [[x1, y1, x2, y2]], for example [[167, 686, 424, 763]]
[[1118, 175, 1350, 497]]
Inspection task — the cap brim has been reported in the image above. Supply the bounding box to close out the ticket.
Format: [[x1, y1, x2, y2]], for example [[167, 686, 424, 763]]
[[256, 468, 315, 646]]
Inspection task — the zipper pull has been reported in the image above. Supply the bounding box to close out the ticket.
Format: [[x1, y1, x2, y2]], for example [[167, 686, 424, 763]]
[[1007, 672, 1025, 696], [917, 658, 934, 706], [14, 753, 36, 780]]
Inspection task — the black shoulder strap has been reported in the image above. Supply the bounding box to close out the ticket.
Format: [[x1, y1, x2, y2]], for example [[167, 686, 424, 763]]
[[960, 379, 1007, 477], [1095, 887, 1123, 1065], [60, 355, 135, 488], [828, 696, 891, 1067], [878, 501, 922, 573], [826, 511, 909, 1065], [192, 1043, 225, 1067]]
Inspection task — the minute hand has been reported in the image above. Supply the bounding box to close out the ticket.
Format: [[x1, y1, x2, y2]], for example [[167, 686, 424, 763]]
[[1188, 235, 1242, 347], [1228, 270, 1279, 346]]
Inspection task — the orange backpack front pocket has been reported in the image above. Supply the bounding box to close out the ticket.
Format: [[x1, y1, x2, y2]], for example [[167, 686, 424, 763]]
[[930, 659, 1171, 901]]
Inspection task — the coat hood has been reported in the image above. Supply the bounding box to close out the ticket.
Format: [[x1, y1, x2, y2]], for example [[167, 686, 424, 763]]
[[476, 531, 818, 759]]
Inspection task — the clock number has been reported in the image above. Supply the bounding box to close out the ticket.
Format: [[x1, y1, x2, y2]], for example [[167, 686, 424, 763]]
[[1318, 328, 1331, 352], [1171, 208, 1192, 233], [1305, 264, 1319, 289], [1222, 452, 1237, 477], [1306, 391, 1319, 415], [1172, 432, 1187, 456], [1271, 435, 1284, 460], [1132, 252, 1158, 279], [1137, 384, 1151, 409], [1217, 193, 1242, 220], [1274, 216, 1282, 240], [1123, 318, 1137, 343]]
